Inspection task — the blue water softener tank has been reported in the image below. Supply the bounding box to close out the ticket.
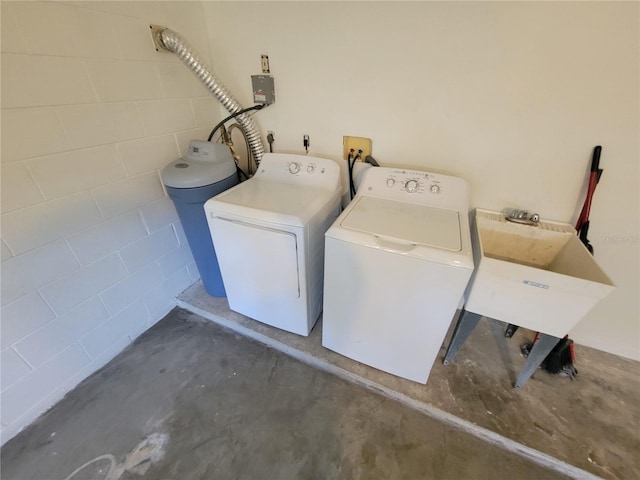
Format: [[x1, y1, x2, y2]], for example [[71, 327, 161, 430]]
[[162, 140, 238, 297]]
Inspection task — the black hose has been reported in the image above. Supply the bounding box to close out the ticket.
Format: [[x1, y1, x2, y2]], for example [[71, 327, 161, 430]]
[[207, 104, 265, 142], [364, 155, 380, 167]]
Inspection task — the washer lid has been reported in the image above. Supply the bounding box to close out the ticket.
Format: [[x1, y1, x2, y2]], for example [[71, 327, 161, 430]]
[[341, 196, 462, 251]]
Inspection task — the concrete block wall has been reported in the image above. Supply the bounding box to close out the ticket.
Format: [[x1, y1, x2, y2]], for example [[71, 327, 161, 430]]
[[1, 1, 222, 444]]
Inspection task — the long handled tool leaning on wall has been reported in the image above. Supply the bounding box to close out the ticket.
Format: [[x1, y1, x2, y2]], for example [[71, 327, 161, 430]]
[[575, 146, 604, 255]]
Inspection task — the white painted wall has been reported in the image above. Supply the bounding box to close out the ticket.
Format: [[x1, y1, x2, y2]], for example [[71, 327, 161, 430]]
[[203, 1, 639, 360], [0, 1, 221, 444]]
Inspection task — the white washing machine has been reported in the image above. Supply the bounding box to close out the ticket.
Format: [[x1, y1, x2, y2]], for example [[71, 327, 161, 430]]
[[204, 153, 341, 336], [322, 166, 474, 383]]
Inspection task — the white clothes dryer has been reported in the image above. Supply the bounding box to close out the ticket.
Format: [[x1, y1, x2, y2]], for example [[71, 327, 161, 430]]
[[204, 153, 341, 336], [322, 166, 474, 383]]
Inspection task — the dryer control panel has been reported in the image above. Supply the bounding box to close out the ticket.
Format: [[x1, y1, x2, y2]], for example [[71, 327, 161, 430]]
[[358, 167, 470, 211], [253, 153, 341, 191]]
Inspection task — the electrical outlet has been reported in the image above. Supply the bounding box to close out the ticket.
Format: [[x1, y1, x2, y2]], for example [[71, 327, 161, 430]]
[[261, 55, 270, 74], [343, 136, 372, 161]]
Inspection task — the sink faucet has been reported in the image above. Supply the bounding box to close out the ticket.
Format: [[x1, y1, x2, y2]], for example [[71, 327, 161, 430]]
[[504, 208, 540, 226]]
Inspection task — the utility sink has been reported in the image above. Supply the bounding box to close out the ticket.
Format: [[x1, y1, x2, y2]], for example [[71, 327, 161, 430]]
[[464, 209, 615, 337]]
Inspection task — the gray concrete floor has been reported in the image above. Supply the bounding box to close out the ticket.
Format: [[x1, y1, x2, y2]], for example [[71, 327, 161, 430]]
[[4, 308, 569, 480], [2, 282, 638, 480], [176, 281, 639, 480]]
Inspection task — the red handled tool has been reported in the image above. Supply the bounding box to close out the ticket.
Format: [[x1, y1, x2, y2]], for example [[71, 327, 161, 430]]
[[575, 146, 603, 255]]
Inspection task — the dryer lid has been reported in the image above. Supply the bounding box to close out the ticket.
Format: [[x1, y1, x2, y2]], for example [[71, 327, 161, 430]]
[[341, 196, 462, 251], [206, 178, 338, 227]]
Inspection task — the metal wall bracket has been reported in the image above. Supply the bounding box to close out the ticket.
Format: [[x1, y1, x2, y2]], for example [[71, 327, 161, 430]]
[[149, 24, 169, 52]]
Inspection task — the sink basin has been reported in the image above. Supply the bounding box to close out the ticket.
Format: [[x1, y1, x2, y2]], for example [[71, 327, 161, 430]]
[[464, 209, 615, 337]]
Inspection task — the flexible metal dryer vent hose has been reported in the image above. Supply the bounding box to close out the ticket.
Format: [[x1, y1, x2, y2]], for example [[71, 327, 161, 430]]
[[157, 28, 265, 165]]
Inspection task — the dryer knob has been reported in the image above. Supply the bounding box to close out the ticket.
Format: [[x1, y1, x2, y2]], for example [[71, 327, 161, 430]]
[[307, 165, 315, 174], [386, 178, 395, 187], [430, 184, 440, 194], [288, 162, 301, 174], [405, 180, 419, 193]]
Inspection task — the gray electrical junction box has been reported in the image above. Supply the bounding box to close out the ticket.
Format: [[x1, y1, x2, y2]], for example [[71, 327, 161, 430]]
[[251, 75, 275, 105]]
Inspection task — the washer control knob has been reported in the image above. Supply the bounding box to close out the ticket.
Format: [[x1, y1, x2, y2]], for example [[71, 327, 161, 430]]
[[307, 165, 315, 174], [405, 179, 419, 193], [386, 178, 395, 187], [430, 184, 441, 194], [288, 162, 301, 174]]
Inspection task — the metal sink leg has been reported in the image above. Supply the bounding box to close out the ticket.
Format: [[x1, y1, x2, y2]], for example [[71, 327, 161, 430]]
[[443, 309, 482, 365], [514, 332, 561, 388]]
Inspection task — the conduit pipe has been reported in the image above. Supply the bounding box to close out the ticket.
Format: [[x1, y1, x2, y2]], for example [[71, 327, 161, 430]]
[[154, 27, 265, 165]]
